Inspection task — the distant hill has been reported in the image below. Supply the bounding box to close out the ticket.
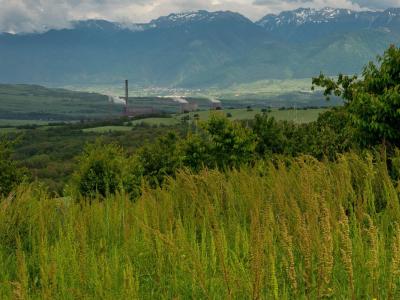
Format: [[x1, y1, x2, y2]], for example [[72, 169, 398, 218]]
[[0, 84, 119, 120], [0, 8, 399, 88]]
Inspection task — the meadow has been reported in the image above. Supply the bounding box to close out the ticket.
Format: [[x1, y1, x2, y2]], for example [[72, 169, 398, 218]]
[[0, 152, 399, 299], [81, 108, 327, 132], [0, 108, 327, 134], [0, 119, 54, 126]]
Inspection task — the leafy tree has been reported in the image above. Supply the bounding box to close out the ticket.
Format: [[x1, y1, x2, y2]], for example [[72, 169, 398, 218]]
[[312, 45, 400, 147], [0, 138, 27, 197], [124, 155, 144, 199], [137, 132, 182, 187], [252, 114, 286, 156], [181, 133, 212, 172], [201, 115, 256, 168], [71, 140, 127, 198], [311, 108, 355, 159]]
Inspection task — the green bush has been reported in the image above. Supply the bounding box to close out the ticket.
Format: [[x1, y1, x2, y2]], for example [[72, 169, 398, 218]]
[[202, 115, 256, 168], [136, 132, 182, 187], [70, 140, 127, 198], [0, 138, 28, 197]]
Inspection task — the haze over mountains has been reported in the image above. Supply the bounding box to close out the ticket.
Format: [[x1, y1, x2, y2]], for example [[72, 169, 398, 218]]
[[1, 7, 399, 88]]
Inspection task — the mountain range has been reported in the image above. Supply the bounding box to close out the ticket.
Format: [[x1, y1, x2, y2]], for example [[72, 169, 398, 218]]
[[0, 8, 399, 88]]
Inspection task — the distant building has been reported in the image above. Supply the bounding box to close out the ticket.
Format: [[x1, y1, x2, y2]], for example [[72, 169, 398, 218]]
[[211, 102, 222, 110], [181, 102, 198, 113], [125, 107, 159, 117]]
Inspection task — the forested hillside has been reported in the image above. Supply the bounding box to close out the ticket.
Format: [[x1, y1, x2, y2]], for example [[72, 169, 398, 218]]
[[1, 8, 399, 87], [0, 84, 119, 120]]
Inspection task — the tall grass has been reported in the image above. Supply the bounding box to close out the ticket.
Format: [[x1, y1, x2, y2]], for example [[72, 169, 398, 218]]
[[1, 152, 400, 298]]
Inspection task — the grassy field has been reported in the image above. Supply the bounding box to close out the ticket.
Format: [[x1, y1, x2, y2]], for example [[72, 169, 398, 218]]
[[0, 108, 327, 134], [0, 153, 398, 298], [0, 127, 20, 133], [192, 108, 326, 123], [130, 117, 180, 126], [0, 119, 53, 126], [79, 108, 326, 132], [82, 126, 133, 133]]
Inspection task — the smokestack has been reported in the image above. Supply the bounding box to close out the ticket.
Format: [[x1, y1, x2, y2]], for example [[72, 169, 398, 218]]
[[119, 79, 130, 115], [124, 80, 128, 114]]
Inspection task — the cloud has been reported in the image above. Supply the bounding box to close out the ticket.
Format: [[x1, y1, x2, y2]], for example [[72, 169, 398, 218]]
[[253, 0, 363, 11], [253, 0, 400, 11], [0, 0, 399, 33], [0, 0, 70, 33], [350, 0, 400, 10]]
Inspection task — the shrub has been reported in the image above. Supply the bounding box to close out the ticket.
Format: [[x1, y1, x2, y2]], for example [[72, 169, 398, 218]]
[[202, 115, 256, 168], [0, 138, 28, 197], [136, 132, 182, 187], [70, 140, 127, 198], [252, 114, 286, 156]]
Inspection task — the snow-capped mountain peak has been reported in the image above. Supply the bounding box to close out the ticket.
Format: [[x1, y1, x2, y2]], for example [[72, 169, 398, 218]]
[[149, 10, 250, 28], [257, 7, 357, 28], [72, 19, 123, 31], [162, 11, 210, 22]]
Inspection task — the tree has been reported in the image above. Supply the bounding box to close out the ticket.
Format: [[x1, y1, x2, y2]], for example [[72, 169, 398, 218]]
[[0, 138, 27, 197], [71, 140, 127, 198], [201, 115, 256, 168], [137, 132, 182, 187], [312, 45, 400, 147], [181, 133, 212, 172], [252, 114, 286, 156]]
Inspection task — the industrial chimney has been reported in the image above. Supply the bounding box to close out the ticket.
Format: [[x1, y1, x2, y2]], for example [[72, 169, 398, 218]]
[[124, 80, 128, 114], [119, 80, 129, 115]]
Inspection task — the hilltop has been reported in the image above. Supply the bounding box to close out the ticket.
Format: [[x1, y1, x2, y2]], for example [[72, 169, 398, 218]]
[[0, 84, 118, 120]]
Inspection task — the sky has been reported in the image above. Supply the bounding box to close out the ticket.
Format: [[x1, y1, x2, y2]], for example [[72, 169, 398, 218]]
[[1, 0, 399, 33]]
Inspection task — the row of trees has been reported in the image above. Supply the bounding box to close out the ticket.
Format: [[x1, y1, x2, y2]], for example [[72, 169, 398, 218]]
[[69, 109, 354, 198]]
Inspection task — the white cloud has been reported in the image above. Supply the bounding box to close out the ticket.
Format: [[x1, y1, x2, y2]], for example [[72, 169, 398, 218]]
[[0, 0, 398, 33], [350, 0, 400, 9]]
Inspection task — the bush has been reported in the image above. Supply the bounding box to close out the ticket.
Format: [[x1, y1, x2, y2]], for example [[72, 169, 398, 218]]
[[136, 132, 182, 187], [202, 115, 256, 168], [0, 138, 28, 197], [252, 114, 286, 156], [70, 140, 127, 198]]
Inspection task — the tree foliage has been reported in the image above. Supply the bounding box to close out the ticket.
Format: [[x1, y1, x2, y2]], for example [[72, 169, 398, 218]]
[[136, 132, 182, 187], [313, 45, 400, 147], [0, 137, 27, 197], [201, 115, 256, 169], [71, 140, 127, 198]]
